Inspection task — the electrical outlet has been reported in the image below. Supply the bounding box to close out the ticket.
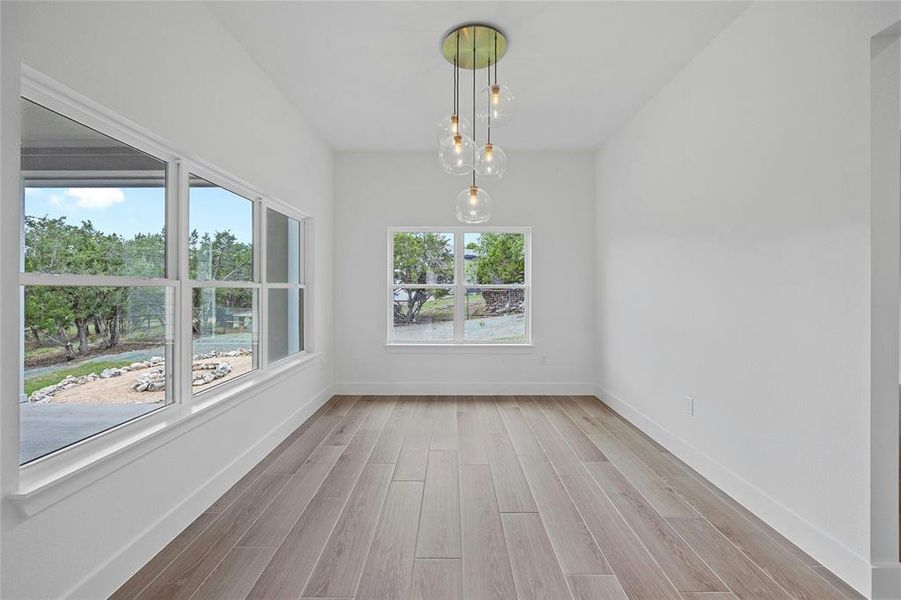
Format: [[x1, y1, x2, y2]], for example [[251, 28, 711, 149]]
[[539, 355, 548, 366], [685, 396, 695, 416]]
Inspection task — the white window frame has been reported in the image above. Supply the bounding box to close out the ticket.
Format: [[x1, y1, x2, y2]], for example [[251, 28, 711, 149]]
[[261, 206, 307, 367], [386, 226, 531, 346], [183, 166, 261, 400], [11, 66, 314, 504]]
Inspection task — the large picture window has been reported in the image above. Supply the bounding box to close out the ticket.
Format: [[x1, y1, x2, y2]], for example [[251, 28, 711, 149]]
[[20, 99, 174, 464], [18, 92, 310, 466], [388, 228, 529, 345]]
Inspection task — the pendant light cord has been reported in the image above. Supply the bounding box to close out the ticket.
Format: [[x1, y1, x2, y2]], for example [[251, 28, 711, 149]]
[[454, 32, 459, 116], [494, 31, 498, 83], [487, 32, 494, 145], [472, 26, 477, 188]]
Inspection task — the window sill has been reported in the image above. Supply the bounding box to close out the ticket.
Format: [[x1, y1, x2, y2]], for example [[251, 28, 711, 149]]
[[384, 342, 534, 354], [8, 352, 320, 518]]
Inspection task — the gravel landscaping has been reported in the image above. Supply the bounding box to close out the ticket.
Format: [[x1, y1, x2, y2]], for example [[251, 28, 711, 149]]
[[394, 313, 525, 342]]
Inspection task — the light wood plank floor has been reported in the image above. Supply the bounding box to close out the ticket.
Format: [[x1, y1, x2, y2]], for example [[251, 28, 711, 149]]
[[113, 396, 864, 600]]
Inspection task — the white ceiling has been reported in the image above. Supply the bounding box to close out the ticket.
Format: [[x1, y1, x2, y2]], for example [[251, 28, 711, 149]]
[[209, 1, 748, 151]]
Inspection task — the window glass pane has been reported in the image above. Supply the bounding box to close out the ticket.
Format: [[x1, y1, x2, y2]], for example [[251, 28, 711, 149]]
[[266, 209, 303, 283], [192, 287, 257, 391], [392, 287, 454, 341], [189, 175, 253, 281], [464, 288, 526, 342], [464, 232, 525, 284], [21, 99, 167, 278], [268, 288, 304, 362], [393, 232, 454, 285], [21, 285, 171, 464]]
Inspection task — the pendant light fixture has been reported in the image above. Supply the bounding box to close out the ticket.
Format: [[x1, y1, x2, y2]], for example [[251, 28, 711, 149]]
[[438, 31, 474, 176], [436, 37, 471, 143], [478, 32, 516, 128], [438, 23, 514, 223], [476, 32, 507, 181]]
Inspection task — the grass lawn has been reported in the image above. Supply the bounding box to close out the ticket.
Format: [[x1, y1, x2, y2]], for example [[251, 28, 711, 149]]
[[23, 345, 62, 361], [417, 294, 488, 321], [418, 294, 454, 319], [24, 359, 136, 396]]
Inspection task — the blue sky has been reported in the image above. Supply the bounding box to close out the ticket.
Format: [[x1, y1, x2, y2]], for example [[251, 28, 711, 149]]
[[189, 186, 252, 243], [24, 185, 252, 243]]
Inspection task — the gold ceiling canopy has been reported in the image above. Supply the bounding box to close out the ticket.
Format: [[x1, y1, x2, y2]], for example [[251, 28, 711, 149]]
[[441, 24, 508, 70]]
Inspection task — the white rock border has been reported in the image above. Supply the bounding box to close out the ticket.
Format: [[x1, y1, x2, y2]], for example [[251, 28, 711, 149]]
[[27, 349, 252, 402]]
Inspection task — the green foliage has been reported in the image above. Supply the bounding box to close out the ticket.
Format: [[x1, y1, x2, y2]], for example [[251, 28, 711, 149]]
[[393, 232, 455, 324], [25, 216, 126, 276], [473, 233, 525, 285], [391, 232, 524, 326], [393, 232, 454, 285], [190, 229, 252, 281], [24, 213, 252, 361], [188, 229, 253, 333], [24, 359, 134, 396], [24, 286, 74, 349], [124, 232, 165, 277], [25, 215, 143, 356]]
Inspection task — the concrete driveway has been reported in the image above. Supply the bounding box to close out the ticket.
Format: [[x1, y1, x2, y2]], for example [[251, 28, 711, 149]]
[[20, 402, 163, 464]]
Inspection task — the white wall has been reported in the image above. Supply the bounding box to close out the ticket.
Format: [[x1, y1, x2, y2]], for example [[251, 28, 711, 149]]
[[0, 2, 333, 598], [869, 26, 901, 599], [0, 1, 21, 586], [333, 152, 596, 394], [594, 2, 901, 597]]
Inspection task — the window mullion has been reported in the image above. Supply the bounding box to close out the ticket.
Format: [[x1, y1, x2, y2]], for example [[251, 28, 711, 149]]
[[300, 218, 311, 353], [18, 273, 177, 287], [454, 232, 464, 343], [188, 280, 260, 289], [466, 284, 526, 290], [525, 231, 532, 345], [265, 282, 304, 289], [299, 219, 307, 286], [259, 200, 268, 368], [387, 230, 395, 343], [165, 159, 180, 412], [177, 160, 193, 408], [165, 161, 179, 282]]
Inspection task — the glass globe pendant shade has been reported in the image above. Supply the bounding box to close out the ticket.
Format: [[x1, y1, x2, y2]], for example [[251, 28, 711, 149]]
[[478, 83, 516, 127], [456, 185, 492, 224], [438, 134, 475, 176], [475, 143, 507, 180], [436, 113, 471, 143]]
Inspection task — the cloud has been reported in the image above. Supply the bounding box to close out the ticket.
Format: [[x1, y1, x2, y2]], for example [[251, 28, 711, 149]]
[[65, 188, 125, 209], [23, 188, 64, 206]]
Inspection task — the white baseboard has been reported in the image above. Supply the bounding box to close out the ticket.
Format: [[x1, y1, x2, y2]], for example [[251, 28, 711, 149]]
[[333, 381, 598, 396], [872, 563, 901, 600], [65, 384, 334, 600], [595, 384, 876, 599]]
